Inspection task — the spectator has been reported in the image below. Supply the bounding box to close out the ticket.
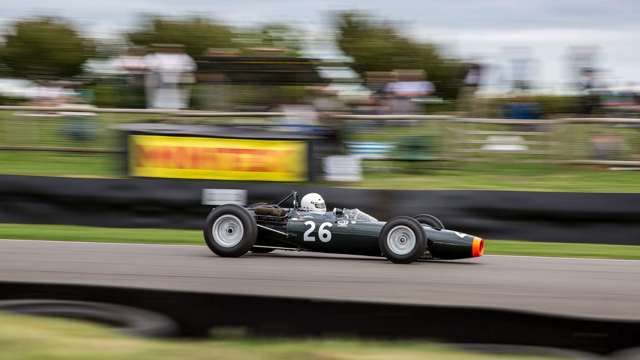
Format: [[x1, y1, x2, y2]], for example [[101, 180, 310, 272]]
[[144, 44, 196, 109], [114, 46, 148, 108], [115, 46, 148, 76], [457, 63, 482, 115], [312, 86, 346, 117], [384, 70, 434, 114], [579, 68, 600, 115], [363, 71, 395, 115], [278, 100, 318, 126]]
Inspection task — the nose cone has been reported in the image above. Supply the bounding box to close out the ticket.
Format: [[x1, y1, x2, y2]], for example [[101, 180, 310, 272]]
[[472, 237, 485, 257], [425, 229, 485, 260]]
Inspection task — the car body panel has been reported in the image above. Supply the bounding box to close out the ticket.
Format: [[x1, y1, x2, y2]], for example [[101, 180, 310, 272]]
[[250, 206, 483, 260], [285, 211, 383, 256]]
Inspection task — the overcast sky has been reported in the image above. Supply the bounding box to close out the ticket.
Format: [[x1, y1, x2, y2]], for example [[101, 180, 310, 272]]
[[2, 0, 639, 88]]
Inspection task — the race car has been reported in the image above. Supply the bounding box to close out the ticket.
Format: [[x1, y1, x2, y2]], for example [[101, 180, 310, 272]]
[[203, 191, 484, 264]]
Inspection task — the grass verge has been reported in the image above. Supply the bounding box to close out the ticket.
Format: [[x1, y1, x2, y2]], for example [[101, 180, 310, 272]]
[[0, 151, 118, 178], [485, 239, 640, 260], [359, 162, 640, 192], [0, 223, 199, 245], [0, 311, 548, 360], [0, 223, 638, 260], [2, 151, 640, 192]]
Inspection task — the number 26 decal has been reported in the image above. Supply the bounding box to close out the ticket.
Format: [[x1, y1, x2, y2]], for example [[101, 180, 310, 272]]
[[303, 221, 333, 242]]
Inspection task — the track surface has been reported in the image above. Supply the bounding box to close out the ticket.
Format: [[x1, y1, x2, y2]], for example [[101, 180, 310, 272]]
[[1, 239, 639, 320]]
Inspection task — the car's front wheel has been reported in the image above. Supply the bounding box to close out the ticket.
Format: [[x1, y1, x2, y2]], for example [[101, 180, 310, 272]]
[[204, 204, 257, 257], [379, 216, 426, 264]]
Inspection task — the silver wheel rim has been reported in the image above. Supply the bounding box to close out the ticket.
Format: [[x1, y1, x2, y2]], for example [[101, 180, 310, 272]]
[[386, 225, 416, 256], [212, 215, 244, 248]]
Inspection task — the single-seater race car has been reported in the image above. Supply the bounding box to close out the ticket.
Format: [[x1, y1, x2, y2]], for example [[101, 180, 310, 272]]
[[203, 191, 484, 264]]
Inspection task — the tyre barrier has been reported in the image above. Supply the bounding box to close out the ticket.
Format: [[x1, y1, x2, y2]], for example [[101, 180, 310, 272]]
[[609, 347, 640, 360], [0, 281, 639, 355], [0, 299, 178, 337], [1, 174, 640, 244]]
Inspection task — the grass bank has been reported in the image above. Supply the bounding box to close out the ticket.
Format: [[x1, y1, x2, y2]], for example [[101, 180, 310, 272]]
[[0, 312, 551, 360]]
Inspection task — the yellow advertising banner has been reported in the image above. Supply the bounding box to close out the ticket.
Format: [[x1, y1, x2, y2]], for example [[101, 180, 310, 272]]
[[129, 135, 308, 181]]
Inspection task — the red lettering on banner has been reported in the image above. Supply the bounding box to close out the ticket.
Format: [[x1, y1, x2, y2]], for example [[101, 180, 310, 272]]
[[134, 142, 300, 173]]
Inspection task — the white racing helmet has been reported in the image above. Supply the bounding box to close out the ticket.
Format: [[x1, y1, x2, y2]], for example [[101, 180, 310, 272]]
[[300, 193, 326, 213]]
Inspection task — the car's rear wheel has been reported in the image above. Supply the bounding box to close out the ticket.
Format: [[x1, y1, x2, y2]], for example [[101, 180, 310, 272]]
[[379, 216, 426, 264], [204, 204, 257, 257], [413, 214, 444, 230]]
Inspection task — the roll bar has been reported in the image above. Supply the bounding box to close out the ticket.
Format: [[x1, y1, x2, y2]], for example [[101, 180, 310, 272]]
[[276, 191, 299, 209]]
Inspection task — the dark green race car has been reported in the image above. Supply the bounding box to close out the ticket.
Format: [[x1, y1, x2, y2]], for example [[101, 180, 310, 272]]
[[203, 191, 484, 264]]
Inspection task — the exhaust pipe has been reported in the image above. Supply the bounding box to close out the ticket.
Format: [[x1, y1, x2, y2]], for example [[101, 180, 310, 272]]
[[472, 237, 485, 257], [425, 229, 485, 260]]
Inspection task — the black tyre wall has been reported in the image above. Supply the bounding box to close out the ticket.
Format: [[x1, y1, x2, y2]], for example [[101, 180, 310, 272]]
[[3, 175, 640, 245]]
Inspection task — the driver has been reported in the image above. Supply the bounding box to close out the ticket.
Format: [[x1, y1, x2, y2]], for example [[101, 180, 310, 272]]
[[300, 193, 326, 213]]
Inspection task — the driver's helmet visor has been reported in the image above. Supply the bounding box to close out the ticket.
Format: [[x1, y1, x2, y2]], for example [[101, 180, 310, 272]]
[[311, 199, 326, 211]]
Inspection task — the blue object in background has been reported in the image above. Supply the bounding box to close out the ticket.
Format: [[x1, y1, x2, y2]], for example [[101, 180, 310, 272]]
[[503, 102, 541, 119]]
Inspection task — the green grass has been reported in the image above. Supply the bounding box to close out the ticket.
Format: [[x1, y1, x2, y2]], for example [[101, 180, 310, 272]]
[[1, 223, 639, 260], [0, 312, 541, 360], [0, 223, 200, 244], [486, 240, 640, 260], [2, 110, 640, 191], [358, 162, 640, 192], [0, 151, 118, 178], [2, 151, 640, 192], [0, 111, 164, 150]]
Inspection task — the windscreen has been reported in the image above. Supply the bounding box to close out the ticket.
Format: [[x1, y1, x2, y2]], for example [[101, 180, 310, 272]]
[[343, 208, 378, 223]]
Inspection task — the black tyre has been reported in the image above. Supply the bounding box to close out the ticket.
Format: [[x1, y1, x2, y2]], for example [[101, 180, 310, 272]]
[[413, 213, 444, 230], [0, 299, 177, 337], [204, 204, 257, 257], [379, 216, 426, 264], [251, 247, 275, 254]]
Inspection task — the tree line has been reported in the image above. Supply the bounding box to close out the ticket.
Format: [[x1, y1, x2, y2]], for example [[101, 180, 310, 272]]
[[0, 12, 467, 99]]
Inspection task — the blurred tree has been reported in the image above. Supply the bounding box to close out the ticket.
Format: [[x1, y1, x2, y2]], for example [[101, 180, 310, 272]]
[[230, 23, 303, 56], [258, 23, 303, 54], [0, 17, 95, 79], [334, 12, 465, 99], [126, 16, 235, 57]]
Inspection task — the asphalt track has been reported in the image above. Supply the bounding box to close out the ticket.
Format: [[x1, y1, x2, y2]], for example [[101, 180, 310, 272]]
[[0, 239, 639, 320]]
